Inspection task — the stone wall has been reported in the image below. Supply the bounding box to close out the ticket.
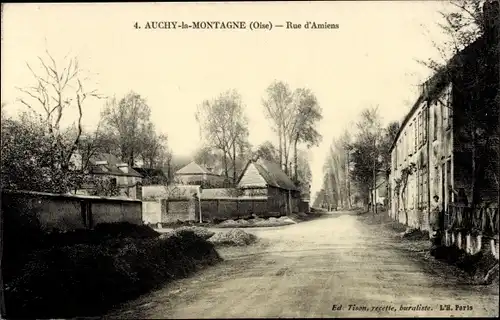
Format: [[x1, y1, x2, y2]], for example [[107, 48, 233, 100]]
[[1, 190, 142, 232]]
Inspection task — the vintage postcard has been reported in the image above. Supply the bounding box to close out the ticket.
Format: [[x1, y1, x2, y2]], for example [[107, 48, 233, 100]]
[[1, 1, 499, 319]]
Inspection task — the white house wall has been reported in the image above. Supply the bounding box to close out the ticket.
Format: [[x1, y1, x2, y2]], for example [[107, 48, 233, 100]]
[[390, 83, 453, 231]]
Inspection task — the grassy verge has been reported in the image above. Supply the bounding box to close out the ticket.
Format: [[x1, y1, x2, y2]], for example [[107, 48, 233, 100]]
[[3, 223, 221, 319], [358, 212, 498, 285]]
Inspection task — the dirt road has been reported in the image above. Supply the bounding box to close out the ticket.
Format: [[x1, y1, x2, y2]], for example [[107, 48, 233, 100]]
[[106, 211, 499, 318]]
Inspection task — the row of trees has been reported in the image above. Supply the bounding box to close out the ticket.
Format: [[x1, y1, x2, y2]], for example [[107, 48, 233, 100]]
[[194, 81, 322, 194], [318, 107, 399, 210], [1, 51, 171, 194], [317, 0, 500, 211]]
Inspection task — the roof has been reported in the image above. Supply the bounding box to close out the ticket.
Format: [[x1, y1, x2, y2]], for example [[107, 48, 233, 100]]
[[389, 36, 485, 152], [175, 161, 211, 175], [238, 158, 298, 191], [89, 153, 142, 177]]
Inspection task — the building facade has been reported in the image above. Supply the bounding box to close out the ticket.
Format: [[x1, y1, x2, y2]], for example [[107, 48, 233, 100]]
[[71, 152, 143, 200], [390, 81, 454, 229], [389, 1, 499, 231], [174, 161, 228, 188]]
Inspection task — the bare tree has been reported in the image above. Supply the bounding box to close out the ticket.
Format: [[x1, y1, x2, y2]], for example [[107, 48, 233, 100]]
[[16, 49, 102, 171]]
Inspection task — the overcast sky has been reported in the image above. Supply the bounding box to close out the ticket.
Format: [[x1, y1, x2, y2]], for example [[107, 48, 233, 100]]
[[1, 2, 452, 201]]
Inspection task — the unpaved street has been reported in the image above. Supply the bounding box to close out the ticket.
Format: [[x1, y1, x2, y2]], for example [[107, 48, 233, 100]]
[[106, 212, 499, 318]]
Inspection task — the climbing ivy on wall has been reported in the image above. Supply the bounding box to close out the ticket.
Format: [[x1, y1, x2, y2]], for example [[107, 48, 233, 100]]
[[395, 162, 417, 225]]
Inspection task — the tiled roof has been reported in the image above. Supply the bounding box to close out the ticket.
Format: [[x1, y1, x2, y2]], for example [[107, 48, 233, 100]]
[[89, 153, 142, 177], [175, 161, 211, 175], [238, 158, 298, 191]]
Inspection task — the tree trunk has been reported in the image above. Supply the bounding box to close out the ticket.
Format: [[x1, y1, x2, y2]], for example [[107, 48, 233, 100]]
[[373, 157, 377, 215], [278, 126, 283, 168], [222, 147, 229, 179], [346, 150, 351, 209], [294, 135, 298, 181], [128, 152, 134, 167], [283, 134, 289, 175], [232, 141, 237, 185]]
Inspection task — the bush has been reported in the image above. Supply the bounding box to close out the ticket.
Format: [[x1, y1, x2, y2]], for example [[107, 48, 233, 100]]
[[3, 230, 221, 319], [208, 229, 257, 247]]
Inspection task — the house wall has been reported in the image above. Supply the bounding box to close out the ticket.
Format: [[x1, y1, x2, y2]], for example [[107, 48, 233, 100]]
[[267, 186, 299, 214], [1, 190, 142, 232], [238, 163, 267, 188], [390, 98, 431, 230], [428, 84, 454, 229]]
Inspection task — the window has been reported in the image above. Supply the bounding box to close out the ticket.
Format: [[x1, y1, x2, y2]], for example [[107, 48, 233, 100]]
[[444, 99, 452, 129], [413, 120, 417, 153], [408, 123, 413, 156], [418, 112, 422, 146], [417, 167, 421, 207], [433, 102, 438, 141], [404, 131, 408, 160], [422, 107, 428, 143], [418, 168, 424, 208], [440, 102, 444, 136]]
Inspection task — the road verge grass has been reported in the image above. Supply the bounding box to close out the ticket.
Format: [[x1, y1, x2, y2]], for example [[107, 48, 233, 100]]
[[3, 223, 221, 319]]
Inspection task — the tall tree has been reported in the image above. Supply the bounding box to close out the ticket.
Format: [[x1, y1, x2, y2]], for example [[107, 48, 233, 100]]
[[288, 88, 323, 181], [253, 141, 279, 163], [101, 92, 159, 167], [196, 89, 249, 184], [350, 107, 384, 209], [262, 81, 294, 171]]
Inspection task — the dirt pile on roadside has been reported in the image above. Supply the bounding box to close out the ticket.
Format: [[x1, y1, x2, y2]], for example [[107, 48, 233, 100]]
[[217, 216, 295, 228], [164, 226, 215, 240], [208, 229, 257, 246]]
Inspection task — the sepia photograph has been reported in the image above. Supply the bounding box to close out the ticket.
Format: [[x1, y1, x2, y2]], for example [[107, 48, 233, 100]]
[[1, 1, 499, 318]]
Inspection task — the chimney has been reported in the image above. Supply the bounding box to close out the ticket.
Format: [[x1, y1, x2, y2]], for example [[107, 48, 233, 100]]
[[117, 163, 129, 174]]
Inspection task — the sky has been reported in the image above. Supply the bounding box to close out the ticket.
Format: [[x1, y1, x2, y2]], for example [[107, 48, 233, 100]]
[[1, 2, 452, 202]]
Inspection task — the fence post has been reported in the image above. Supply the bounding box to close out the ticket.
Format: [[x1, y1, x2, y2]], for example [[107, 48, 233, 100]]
[[236, 199, 239, 218], [217, 199, 220, 220]]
